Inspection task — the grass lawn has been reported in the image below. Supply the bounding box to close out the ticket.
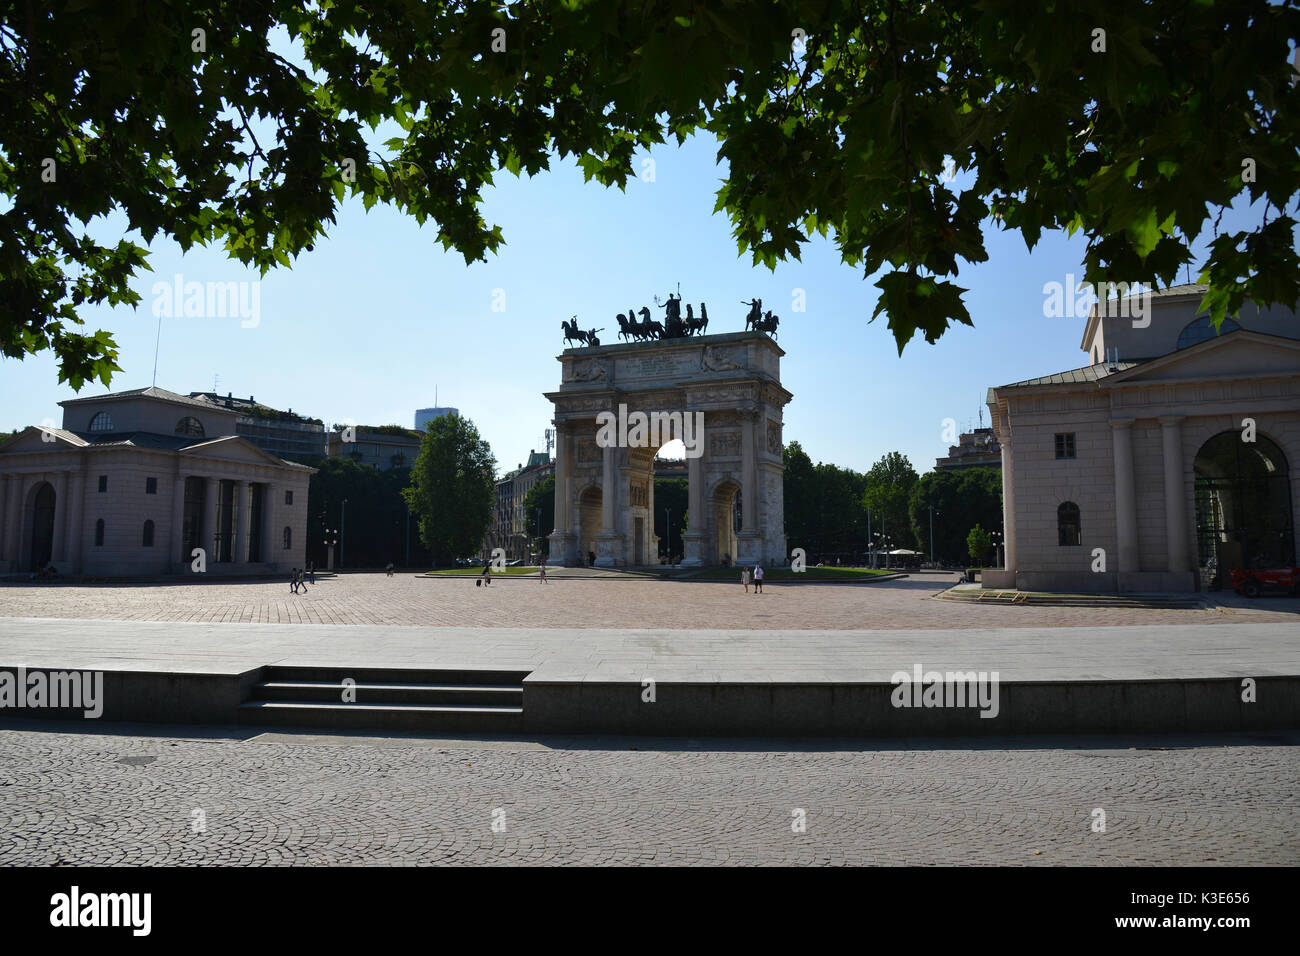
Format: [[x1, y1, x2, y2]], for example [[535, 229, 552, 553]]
[[425, 566, 539, 576], [676, 566, 897, 581]]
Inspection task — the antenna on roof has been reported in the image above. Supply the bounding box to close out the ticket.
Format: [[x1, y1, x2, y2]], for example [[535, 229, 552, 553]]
[[213, 373, 220, 393], [151, 313, 163, 388]]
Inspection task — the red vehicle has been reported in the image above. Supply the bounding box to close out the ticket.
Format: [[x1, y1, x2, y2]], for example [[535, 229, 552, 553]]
[[1229, 566, 1300, 598]]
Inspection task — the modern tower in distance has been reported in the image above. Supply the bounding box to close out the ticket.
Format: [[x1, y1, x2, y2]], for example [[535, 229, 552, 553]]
[[414, 406, 459, 430]]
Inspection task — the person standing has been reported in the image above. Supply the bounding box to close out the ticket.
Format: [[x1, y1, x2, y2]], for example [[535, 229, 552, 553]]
[[741, 566, 750, 593], [290, 568, 299, 594], [539, 559, 548, 584], [308, 562, 316, 585], [753, 563, 764, 594], [386, 562, 394, 577], [481, 558, 492, 586]]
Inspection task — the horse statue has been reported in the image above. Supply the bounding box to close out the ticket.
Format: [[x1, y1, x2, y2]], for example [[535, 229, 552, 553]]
[[562, 317, 585, 347], [742, 297, 763, 332], [616, 313, 636, 342], [756, 310, 779, 340], [683, 302, 708, 336], [637, 306, 662, 341]]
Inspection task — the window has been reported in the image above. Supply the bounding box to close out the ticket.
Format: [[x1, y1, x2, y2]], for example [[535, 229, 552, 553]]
[[97, 475, 108, 493], [1058, 502, 1081, 546], [146, 477, 157, 495], [1176, 315, 1241, 350], [94, 519, 105, 547], [1054, 433, 1076, 459], [88, 411, 114, 432], [283, 526, 292, 550], [142, 520, 155, 547], [284, 490, 293, 506], [175, 416, 205, 437]]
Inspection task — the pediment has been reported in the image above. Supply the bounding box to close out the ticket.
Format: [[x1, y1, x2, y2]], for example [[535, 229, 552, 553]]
[[1103, 331, 1300, 386], [0, 427, 88, 454], [180, 436, 299, 467]]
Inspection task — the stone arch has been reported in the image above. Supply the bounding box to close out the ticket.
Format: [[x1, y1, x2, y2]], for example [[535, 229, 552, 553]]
[[27, 481, 56, 571], [1194, 429, 1293, 577]]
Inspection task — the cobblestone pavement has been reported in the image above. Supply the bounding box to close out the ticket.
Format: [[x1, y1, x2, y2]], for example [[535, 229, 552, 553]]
[[1, 574, 1296, 629], [0, 726, 1295, 865]]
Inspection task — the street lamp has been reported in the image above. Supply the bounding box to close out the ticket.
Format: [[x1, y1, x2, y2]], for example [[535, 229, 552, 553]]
[[928, 505, 940, 570], [324, 527, 339, 570], [990, 530, 1004, 568], [664, 507, 672, 563], [534, 506, 543, 561], [340, 498, 348, 569]]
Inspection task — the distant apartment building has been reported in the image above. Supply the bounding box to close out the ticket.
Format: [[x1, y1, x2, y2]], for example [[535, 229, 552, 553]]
[[935, 427, 1002, 472], [326, 426, 425, 471], [188, 392, 325, 464], [414, 407, 459, 431], [483, 450, 554, 560]]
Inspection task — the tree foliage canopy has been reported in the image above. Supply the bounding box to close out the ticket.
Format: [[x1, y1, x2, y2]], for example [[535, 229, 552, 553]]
[[4, 1, 1298, 387], [403, 413, 495, 565], [907, 467, 1002, 564]]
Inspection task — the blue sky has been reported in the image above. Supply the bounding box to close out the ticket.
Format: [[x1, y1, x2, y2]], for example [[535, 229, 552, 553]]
[[0, 129, 1268, 477]]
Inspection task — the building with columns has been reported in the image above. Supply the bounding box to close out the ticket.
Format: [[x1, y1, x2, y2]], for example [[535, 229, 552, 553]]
[[0, 386, 314, 577], [986, 285, 1299, 593], [545, 331, 790, 568]]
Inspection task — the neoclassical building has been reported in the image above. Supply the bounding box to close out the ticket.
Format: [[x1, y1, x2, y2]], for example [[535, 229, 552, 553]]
[[0, 387, 315, 577], [986, 285, 1299, 593], [545, 331, 790, 568]]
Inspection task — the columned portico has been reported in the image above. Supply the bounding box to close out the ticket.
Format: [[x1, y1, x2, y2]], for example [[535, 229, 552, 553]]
[[204, 477, 219, 562], [546, 331, 791, 569], [233, 480, 249, 563]]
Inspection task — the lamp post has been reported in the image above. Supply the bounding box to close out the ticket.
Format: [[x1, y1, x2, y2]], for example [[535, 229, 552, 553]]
[[404, 502, 410, 568], [535, 506, 542, 562], [928, 505, 940, 570], [664, 507, 672, 563], [324, 527, 338, 571], [991, 530, 1004, 568], [340, 499, 348, 570]]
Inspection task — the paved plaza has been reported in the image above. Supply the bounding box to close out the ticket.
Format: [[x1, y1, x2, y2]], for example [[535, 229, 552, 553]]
[[0, 725, 1294, 865], [1, 573, 1298, 629]]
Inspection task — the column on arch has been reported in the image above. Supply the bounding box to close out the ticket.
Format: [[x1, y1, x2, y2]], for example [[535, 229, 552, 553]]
[[1110, 419, 1140, 575]]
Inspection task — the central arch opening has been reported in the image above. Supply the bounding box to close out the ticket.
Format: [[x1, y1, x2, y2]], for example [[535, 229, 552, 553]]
[[29, 481, 55, 571], [578, 484, 602, 567], [711, 478, 741, 566]]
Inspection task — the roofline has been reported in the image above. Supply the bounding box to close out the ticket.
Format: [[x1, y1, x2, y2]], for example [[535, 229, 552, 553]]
[[1100, 328, 1300, 385], [59, 389, 235, 414]]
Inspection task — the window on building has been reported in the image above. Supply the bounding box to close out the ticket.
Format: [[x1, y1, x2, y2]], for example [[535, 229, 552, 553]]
[[1058, 502, 1082, 546], [142, 520, 155, 547], [97, 475, 108, 493], [94, 519, 105, 547], [175, 416, 205, 437], [88, 411, 114, 432], [1054, 433, 1076, 459], [146, 477, 157, 494], [284, 490, 293, 506], [1176, 315, 1241, 350], [283, 526, 292, 550]]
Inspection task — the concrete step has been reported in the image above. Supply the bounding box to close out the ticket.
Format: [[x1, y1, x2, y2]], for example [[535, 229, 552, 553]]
[[261, 665, 530, 684], [251, 680, 523, 706], [238, 700, 524, 733]]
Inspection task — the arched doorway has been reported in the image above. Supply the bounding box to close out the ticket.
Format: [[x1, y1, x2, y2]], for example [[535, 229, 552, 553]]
[[29, 482, 55, 571], [711, 479, 741, 566], [1194, 431, 1294, 587], [578, 485, 602, 567]]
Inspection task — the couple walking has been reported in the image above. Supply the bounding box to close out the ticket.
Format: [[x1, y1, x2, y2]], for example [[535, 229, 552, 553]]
[[740, 564, 765, 594]]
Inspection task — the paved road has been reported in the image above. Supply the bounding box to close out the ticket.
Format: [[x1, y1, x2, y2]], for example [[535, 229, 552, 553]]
[[2, 574, 1297, 629], [1, 725, 1295, 865]]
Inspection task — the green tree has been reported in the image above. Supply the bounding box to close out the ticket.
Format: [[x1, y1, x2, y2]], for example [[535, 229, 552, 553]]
[[653, 477, 689, 560], [908, 467, 1002, 565], [403, 414, 496, 566], [863, 452, 918, 552], [6, 2, 1297, 386], [967, 524, 993, 567], [307, 458, 429, 568], [522, 473, 555, 558], [782, 441, 817, 554]]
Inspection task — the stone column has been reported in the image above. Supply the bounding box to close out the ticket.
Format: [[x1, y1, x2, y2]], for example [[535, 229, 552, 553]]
[[169, 473, 186, 566], [681, 411, 707, 567], [262, 482, 276, 566], [65, 470, 84, 572], [595, 443, 622, 566], [204, 477, 219, 563], [1000, 437, 1017, 572], [51, 470, 68, 563], [737, 409, 761, 565], [3, 475, 21, 569], [0, 475, 9, 566], [1160, 416, 1191, 573], [1111, 419, 1139, 577], [552, 425, 568, 534], [233, 480, 249, 563]]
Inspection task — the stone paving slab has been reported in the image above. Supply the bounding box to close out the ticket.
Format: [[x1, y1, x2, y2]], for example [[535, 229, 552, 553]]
[[0, 725, 1295, 865], [1, 617, 1297, 683]]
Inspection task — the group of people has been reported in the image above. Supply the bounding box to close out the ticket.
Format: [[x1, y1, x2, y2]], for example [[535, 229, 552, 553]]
[[478, 559, 550, 586], [289, 563, 315, 594], [740, 564, 765, 594]]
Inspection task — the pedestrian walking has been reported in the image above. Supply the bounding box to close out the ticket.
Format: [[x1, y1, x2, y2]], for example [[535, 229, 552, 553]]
[[289, 568, 299, 594], [386, 562, 394, 577], [539, 560, 548, 584], [741, 566, 750, 592], [753, 564, 764, 594], [296, 568, 308, 594], [308, 562, 316, 585], [480, 559, 492, 586]]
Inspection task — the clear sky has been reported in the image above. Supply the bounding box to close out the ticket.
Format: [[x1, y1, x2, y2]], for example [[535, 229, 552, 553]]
[[0, 128, 1269, 478]]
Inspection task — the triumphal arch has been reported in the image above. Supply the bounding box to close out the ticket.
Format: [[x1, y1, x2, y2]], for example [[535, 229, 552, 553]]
[[545, 330, 792, 568]]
